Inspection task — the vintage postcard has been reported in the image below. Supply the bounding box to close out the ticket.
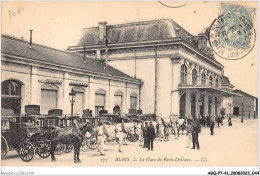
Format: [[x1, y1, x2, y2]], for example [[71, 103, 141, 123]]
[[1, 1, 259, 175]]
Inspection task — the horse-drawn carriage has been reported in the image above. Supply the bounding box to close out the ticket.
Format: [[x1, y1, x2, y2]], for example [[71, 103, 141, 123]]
[[1, 115, 52, 162], [1, 106, 97, 162]]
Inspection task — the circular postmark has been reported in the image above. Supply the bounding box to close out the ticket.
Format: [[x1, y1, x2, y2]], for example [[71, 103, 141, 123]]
[[209, 15, 256, 60]]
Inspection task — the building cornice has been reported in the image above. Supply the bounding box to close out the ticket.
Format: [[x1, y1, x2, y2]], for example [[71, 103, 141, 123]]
[[68, 38, 224, 70], [2, 53, 143, 85]]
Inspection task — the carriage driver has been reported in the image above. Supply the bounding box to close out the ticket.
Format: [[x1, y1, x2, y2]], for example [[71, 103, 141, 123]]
[[97, 121, 105, 156]]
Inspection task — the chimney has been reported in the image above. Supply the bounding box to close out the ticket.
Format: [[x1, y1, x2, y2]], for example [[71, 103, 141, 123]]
[[29, 29, 33, 49], [98, 21, 107, 42]]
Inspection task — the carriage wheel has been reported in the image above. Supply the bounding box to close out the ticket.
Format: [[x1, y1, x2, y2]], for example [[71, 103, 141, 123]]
[[55, 142, 65, 155], [36, 142, 51, 158], [88, 139, 97, 150], [65, 143, 73, 153], [18, 142, 35, 162], [1, 136, 9, 160], [127, 133, 139, 142]]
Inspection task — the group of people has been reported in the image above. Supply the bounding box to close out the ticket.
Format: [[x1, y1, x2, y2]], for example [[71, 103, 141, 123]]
[[206, 115, 232, 136], [141, 121, 156, 151], [93, 115, 233, 156]]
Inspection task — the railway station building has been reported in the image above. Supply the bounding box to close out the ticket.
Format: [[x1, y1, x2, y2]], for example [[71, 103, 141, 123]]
[[67, 19, 237, 119], [1, 34, 142, 117]]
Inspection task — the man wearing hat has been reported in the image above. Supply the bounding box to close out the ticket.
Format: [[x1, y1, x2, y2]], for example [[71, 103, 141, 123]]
[[141, 121, 148, 148], [97, 121, 105, 156], [146, 122, 156, 151], [191, 118, 201, 150]]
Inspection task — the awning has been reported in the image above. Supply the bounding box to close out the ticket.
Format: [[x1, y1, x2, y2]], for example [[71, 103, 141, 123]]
[[178, 85, 241, 97]]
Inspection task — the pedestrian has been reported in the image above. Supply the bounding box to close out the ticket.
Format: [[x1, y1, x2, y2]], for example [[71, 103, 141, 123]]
[[217, 116, 221, 128], [186, 119, 193, 148], [115, 127, 124, 152], [146, 122, 156, 151], [191, 119, 200, 150], [97, 121, 105, 156], [228, 116, 232, 127], [164, 124, 170, 141], [206, 116, 210, 127], [157, 119, 164, 141], [136, 121, 143, 147], [209, 119, 215, 135], [141, 121, 148, 148]]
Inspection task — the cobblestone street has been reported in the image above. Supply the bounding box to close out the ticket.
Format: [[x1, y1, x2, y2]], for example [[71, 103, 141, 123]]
[[2, 118, 258, 167]]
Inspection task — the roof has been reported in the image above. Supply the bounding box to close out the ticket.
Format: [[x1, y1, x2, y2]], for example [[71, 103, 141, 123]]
[[221, 76, 231, 85], [76, 19, 215, 58], [1, 34, 141, 83], [221, 76, 234, 88], [234, 89, 258, 99]]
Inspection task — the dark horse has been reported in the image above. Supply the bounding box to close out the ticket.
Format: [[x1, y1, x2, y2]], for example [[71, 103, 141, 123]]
[[47, 122, 94, 163]]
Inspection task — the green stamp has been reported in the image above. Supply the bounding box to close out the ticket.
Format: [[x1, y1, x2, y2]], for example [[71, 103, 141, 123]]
[[209, 3, 256, 60]]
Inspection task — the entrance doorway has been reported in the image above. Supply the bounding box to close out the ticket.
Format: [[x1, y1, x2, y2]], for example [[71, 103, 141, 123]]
[[233, 107, 239, 115], [191, 93, 196, 118], [180, 93, 186, 118], [200, 95, 204, 117]]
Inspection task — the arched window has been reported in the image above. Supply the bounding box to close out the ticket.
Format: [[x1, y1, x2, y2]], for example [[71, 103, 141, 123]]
[[192, 69, 197, 85], [95, 89, 106, 116], [215, 78, 219, 87], [1, 80, 22, 115], [181, 64, 187, 84], [209, 76, 213, 86], [201, 73, 206, 86], [114, 90, 123, 110], [73, 87, 85, 116], [2, 80, 21, 96], [41, 84, 58, 114], [130, 92, 138, 110]]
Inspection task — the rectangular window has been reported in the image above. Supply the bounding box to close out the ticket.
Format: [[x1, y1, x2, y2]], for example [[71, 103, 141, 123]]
[[114, 95, 122, 108], [95, 93, 105, 116], [74, 92, 84, 116], [41, 89, 57, 114], [130, 96, 137, 109], [192, 76, 197, 85], [181, 72, 187, 84]]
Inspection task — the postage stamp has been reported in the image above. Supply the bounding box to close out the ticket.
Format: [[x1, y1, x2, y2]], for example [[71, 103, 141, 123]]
[[209, 3, 256, 60]]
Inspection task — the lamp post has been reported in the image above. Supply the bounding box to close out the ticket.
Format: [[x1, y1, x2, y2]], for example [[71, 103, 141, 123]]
[[248, 105, 251, 119], [241, 103, 244, 123], [69, 88, 76, 116]]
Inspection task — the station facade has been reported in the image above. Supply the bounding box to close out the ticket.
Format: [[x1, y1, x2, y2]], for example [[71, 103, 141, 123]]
[[1, 35, 142, 117], [68, 19, 236, 119]]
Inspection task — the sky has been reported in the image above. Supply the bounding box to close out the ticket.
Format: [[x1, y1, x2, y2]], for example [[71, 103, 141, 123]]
[[1, 1, 258, 97]]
